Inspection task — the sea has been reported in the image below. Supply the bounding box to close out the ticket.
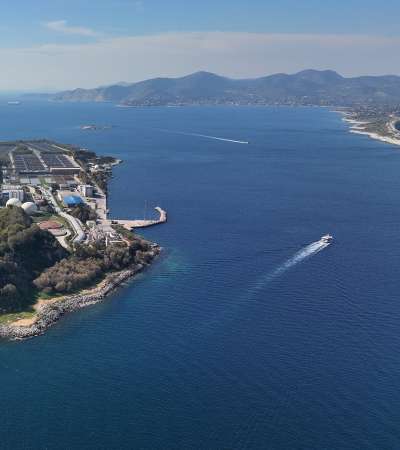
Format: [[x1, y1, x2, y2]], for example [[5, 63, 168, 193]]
[[1, 101, 400, 449]]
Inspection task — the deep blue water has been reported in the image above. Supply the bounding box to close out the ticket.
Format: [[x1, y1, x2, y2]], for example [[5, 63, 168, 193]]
[[1, 102, 400, 449]]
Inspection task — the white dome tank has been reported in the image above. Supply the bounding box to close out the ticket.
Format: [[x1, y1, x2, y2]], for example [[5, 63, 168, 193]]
[[21, 202, 38, 215], [6, 198, 22, 207]]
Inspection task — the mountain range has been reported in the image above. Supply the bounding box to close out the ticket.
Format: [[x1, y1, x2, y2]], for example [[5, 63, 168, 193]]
[[51, 70, 400, 107]]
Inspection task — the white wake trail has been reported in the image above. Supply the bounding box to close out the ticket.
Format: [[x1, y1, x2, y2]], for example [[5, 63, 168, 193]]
[[267, 240, 329, 281], [249, 240, 330, 296], [156, 128, 249, 144]]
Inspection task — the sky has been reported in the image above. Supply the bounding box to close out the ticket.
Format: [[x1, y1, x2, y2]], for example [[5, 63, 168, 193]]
[[1, 0, 400, 91]]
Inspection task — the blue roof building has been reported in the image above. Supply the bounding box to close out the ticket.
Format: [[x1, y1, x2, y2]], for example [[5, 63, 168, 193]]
[[63, 195, 83, 207]]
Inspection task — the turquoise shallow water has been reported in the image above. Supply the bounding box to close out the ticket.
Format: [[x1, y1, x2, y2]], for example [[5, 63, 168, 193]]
[[1, 103, 400, 449]]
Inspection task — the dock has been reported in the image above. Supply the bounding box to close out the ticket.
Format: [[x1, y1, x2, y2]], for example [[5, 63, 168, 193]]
[[108, 206, 167, 230]]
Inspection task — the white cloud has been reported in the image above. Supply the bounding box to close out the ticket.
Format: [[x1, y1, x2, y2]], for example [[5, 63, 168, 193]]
[[2, 32, 400, 90], [44, 20, 99, 37]]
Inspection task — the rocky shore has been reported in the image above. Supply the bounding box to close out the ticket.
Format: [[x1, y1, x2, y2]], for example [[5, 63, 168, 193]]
[[337, 110, 400, 147], [0, 244, 161, 340]]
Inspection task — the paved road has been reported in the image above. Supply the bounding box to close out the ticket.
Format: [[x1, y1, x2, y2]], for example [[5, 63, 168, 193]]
[[42, 188, 86, 244]]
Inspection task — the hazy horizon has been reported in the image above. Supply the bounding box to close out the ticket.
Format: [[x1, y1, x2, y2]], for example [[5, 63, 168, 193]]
[[2, 0, 400, 90]]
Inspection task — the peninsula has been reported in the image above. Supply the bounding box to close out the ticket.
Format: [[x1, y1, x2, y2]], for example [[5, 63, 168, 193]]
[[337, 106, 400, 147], [0, 140, 165, 339]]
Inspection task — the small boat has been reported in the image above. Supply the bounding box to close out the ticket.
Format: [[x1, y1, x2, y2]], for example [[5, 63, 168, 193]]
[[7, 101, 21, 105], [320, 234, 333, 243]]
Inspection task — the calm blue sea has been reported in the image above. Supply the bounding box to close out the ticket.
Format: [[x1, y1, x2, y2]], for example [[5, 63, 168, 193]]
[[1, 101, 400, 449]]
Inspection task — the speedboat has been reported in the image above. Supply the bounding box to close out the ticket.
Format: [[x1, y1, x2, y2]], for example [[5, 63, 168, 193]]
[[320, 234, 333, 243]]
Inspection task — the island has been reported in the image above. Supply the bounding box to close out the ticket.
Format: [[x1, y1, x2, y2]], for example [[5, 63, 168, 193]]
[[0, 140, 165, 339]]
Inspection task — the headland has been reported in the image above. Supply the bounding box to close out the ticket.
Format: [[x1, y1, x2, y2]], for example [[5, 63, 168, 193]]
[[336, 107, 400, 147], [0, 139, 166, 339]]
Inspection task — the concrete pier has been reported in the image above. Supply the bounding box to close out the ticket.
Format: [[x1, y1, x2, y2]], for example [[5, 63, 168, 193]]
[[108, 206, 167, 230]]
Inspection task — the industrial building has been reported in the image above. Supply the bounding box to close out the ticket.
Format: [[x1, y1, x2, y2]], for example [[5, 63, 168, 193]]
[[78, 184, 94, 197], [2, 184, 25, 202], [63, 195, 83, 207], [58, 191, 84, 208]]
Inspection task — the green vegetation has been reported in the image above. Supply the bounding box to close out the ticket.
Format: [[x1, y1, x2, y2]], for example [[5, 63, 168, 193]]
[[97, 156, 116, 164], [34, 257, 103, 294], [0, 142, 157, 319], [80, 169, 108, 193], [0, 310, 36, 325], [73, 148, 116, 193], [0, 207, 67, 313], [0, 206, 154, 313], [72, 149, 116, 166], [111, 224, 136, 241], [34, 238, 151, 295], [71, 149, 97, 164], [69, 204, 97, 223]]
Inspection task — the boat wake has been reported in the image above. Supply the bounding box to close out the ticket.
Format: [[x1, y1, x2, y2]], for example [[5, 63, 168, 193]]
[[267, 240, 330, 282], [249, 239, 331, 296], [199, 238, 331, 333], [156, 128, 249, 144]]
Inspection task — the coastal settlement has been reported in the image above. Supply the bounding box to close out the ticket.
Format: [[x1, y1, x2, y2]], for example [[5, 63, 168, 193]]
[[0, 140, 166, 339], [337, 106, 400, 147]]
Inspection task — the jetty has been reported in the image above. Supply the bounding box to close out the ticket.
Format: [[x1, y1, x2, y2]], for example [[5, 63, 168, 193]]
[[107, 206, 167, 230]]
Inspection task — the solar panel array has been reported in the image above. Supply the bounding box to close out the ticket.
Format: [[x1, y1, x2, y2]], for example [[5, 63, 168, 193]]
[[14, 154, 46, 172], [41, 153, 77, 169]]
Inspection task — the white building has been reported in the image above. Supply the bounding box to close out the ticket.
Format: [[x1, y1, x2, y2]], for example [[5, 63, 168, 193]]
[[78, 184, 94, 197]]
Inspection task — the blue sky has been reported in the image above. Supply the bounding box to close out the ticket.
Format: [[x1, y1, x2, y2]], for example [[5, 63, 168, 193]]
[[6, 0, 400, 43], [1, 0, 400, 90]]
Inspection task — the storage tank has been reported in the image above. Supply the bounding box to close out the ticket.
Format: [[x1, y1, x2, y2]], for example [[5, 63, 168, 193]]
[[6, 198, 22, 208]]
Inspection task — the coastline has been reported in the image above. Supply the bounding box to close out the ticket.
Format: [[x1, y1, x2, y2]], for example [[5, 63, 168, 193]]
[[349, 128, 400, 146], [0, 139, 166, 340], [0, 243, 161, 340], [337, 110, 400, 147]]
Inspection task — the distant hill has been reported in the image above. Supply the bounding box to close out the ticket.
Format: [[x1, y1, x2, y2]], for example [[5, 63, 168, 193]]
[[51, 70, 400, 107]]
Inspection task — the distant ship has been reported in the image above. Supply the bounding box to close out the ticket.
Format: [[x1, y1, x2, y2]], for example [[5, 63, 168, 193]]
[[7, 101, 21, 105], [80, 124, 112, 130], [320, 234, 333, 243]]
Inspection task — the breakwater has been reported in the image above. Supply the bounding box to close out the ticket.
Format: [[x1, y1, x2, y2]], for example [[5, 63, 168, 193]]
[[109, 206, 167, 230]]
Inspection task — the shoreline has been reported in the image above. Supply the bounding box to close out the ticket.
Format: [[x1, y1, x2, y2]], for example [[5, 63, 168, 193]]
[[349, 128, 400, 146], [336, 110, 400, 147], [0, 139, 166, 341], [0, 244, 161, 340]]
